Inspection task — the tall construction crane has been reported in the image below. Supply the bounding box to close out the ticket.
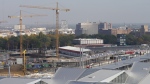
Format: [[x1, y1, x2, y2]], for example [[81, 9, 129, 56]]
[[23, 49, 26, 75], [8, 10, 47, 57], [8, 10, 47, 75], [20, 2, 70, 60]]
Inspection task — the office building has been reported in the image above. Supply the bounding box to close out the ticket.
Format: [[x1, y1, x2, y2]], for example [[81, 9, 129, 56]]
[[49, 20, 75, 34], [75, 22, 99, 35], [14, 25, 26, 30], [130, 25, 150, 37], [73, 38, 103, 45], [140, 25, 149, 36], [75, 22, 112, 36], [117, 34, 126, 46], [99, 22, 112, 30], [99, 27, 131, 36]]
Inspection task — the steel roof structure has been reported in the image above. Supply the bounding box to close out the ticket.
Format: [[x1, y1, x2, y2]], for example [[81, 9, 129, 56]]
[[94, 53, 150, 70]]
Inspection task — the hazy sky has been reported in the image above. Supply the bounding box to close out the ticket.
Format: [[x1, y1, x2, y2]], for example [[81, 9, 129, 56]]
[[0, 0, 150, 25]]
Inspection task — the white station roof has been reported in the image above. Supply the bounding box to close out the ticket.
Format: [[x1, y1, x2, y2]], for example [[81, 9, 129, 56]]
[[78, 70, 124, 82], [0, 78, 42, 84], [59, 46, 91, 52]]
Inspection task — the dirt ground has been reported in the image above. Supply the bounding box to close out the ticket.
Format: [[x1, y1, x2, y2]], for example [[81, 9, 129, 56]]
[[0, 64, 24, 76]]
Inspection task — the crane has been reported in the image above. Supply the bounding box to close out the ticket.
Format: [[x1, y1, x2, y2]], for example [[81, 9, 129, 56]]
[[20, 2, 70, 60], [23, 49, 26, 75], [8, 10, 47, 75], [8, 10, 47, 57]]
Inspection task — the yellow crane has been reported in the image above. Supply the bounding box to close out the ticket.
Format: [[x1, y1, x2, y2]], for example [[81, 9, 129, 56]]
[[8, 10, 47, 75], [8, 10, 47, 57], [20, 2, 70, 60]]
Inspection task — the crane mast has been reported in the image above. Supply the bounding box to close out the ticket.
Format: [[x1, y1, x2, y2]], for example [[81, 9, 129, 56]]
[[8, 10, 47, 57], [20, 10, 23, 57], [56, 2, 59, 60], [8, 11, 47, 75], [8, 10, 23, 57], [20, 2, 70, 60]]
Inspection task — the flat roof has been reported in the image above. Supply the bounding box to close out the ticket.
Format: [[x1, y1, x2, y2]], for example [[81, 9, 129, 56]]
[[78, 70, 124, 82], [59, 46, 91, 52], [94, 53, 150, 69], [125, 62, 150, 84], [42, 68, 121, 84], [139, 74, 150, 84], [0, 78, 41, 84], [74, 38, 103, 40]]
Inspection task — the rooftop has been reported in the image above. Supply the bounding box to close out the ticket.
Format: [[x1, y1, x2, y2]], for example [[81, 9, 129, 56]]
[[59, 46, 91, 52]]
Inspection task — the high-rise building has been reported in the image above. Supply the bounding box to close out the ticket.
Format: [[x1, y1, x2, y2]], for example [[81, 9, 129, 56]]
[[140, 25, 149, 36], [14, 25, 26, 30], [75, 22, 99, 35], [75, 22, 112, 36], [98, 22, 112, 30], [99, 27, 131, 36]]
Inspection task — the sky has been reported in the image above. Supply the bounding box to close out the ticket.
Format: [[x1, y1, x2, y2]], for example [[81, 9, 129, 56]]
[[0, 0, 150, 25]]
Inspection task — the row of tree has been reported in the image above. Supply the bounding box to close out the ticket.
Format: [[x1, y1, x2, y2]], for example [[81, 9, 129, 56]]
[[0, 33, 150, 50], [126, 34, 150, 45], [0, 32, 75, 50]]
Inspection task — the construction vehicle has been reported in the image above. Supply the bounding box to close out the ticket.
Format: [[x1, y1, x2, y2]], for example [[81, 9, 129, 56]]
[[33, 70, 38, 73]]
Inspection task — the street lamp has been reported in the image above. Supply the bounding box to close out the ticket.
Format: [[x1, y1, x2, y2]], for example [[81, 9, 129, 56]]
[[79, 39, 84, 68], [81, 46, 84, 68], [7, 60, 11, 78]]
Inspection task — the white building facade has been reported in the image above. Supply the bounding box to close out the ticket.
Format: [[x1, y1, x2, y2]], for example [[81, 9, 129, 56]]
[[73, 38, 103, 45]]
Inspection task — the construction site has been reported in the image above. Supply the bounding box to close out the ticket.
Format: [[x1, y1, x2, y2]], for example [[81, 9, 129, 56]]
[[0, 2, 150, 84], [0, 2, 70, 77], [0, 1, 149, 83]]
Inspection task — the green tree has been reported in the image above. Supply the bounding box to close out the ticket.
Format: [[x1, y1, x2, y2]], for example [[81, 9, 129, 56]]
[[28, 34, 40, 49], [9, 36, 20, 50], [103, 35, 117, 44], [142, 35, 150, 44], [59, 34, 75, 46], [126, 34, 136, 45]]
